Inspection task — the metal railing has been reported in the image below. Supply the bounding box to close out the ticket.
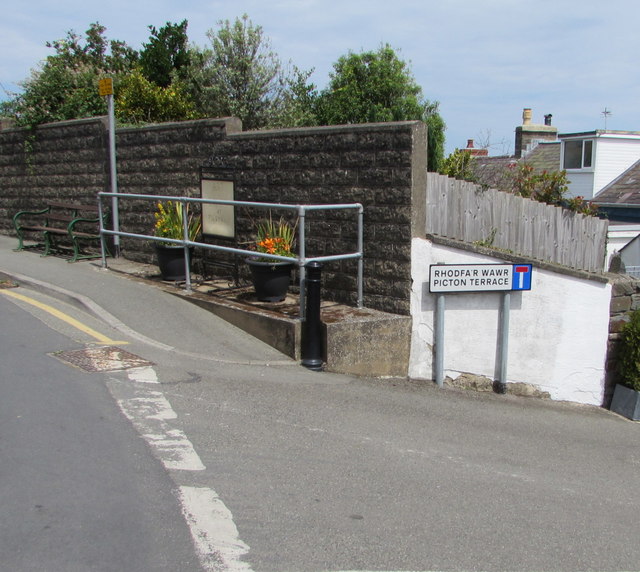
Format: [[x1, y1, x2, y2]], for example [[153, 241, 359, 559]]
[[97, 192, 364, 319]]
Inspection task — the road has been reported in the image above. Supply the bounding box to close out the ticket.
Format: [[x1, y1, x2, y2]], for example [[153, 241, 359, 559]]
[[0, 293, 202, 571], [1, 273, 640, 572]]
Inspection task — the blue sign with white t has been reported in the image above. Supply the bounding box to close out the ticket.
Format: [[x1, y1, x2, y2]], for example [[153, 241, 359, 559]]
[[511, 264, 532, 291]]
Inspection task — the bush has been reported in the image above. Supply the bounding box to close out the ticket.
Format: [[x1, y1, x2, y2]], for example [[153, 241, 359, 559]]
[[618, 309, 640, 391]]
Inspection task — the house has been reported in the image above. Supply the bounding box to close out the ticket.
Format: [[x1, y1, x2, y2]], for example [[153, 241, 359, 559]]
[[560, 130, 640, 199], [472, 110, 640, 201], [470, 109, 640, 269]]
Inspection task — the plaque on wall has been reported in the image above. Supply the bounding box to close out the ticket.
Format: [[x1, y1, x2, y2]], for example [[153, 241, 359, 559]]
[[200, 172, 235, 239]]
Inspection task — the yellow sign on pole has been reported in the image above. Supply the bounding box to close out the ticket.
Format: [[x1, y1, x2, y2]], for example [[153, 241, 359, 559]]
[[98, 78, 113, 97]]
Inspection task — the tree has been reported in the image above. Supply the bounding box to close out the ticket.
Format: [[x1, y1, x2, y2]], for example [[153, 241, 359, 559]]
[[269, 66, 319, 128], [191, 14, 291, 130], [139, 20, 191, 88], [440, 148, 477, 181], [316, 44, 445, 170], [116, 69, 197, 124], [0, 23, 137, 127]]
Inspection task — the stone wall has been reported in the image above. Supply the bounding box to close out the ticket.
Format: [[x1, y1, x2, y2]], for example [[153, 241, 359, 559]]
[[0, 117, 427, 315], [605, 273, 640, 404], [0, 117, 108, 230], [204, 122, 427, 314]]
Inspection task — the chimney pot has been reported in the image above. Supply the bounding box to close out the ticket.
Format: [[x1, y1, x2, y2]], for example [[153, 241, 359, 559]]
[[544, 114, 552, 126], [523, 108, 532, 125], [466, 139, 475, 149]]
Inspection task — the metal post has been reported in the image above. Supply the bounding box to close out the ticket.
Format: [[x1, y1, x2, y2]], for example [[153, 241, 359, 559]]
[[106, 92, 120, 258], [496, 292, 510, 394], [301, 261, 324, 371], [181, 199, 192, 292], [357, 206, 364, 308], [298, 207, 306, 320], [434, 293, 445, 387], [98, 199, 108, 268]]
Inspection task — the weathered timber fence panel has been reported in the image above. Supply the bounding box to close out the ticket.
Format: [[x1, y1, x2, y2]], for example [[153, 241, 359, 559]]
[[425, 172, 608, 272]]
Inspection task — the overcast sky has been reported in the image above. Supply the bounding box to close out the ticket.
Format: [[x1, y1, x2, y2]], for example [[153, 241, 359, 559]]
[[1, 0, 638, 155]]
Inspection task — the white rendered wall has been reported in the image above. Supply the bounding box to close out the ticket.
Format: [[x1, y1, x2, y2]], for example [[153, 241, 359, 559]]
[[409, 238, 612, 406]]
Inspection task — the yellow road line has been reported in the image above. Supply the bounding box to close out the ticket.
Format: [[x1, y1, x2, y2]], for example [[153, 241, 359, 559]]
[[0, 289, 129, 345]]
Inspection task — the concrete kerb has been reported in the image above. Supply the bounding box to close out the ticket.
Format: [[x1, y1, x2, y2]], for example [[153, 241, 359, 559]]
[[0, 267, 296, 367]]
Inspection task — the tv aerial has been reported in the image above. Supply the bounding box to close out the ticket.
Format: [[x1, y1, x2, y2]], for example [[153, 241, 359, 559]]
[[601, 107, 612, 129]]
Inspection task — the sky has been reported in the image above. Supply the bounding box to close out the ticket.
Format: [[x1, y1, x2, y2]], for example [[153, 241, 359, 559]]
[[1, 0, 639, 156]]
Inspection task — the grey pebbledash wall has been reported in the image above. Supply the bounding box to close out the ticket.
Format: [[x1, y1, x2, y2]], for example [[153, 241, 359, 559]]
[[0, 116, 427, 315]]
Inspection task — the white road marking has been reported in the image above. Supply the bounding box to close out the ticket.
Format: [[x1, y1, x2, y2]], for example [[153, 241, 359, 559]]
[[128, 365, 159, 383], [179, 486, 252, 572], [107, 364, 253, 570]]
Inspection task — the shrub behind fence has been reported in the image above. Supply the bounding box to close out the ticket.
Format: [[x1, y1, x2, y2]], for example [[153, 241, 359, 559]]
[[426, 173, 608, 273]]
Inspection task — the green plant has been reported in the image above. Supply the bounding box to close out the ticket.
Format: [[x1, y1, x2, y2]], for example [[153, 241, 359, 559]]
[[617, 309, 640, 392], [154, 200, 201, 244], [473, 227, 497, 248], [253, 214, 296, 258], [440, 148, 477, 181]]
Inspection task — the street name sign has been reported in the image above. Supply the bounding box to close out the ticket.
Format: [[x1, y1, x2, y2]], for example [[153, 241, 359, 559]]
[[429, 263, 532, 293]]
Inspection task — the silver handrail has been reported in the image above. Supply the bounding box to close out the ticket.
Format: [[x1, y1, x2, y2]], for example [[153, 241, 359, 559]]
[[97, 192, 364, 318]]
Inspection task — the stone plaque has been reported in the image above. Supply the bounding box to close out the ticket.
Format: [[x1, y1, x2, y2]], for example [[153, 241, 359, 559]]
[[201, 177, 234, 238]]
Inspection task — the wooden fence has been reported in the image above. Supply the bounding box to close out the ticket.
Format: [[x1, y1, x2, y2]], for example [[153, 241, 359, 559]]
[[425, 173, 608, 273]]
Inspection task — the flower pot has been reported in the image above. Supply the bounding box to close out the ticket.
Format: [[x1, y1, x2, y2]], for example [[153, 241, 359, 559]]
[[246, 258, 294, 302], [610, 383, 640, 421], [155, 244, 193, 281]]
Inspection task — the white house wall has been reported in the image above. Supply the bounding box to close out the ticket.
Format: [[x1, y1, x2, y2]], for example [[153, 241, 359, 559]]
[[565, 171, 595, 199], [409, 238, 611, 406], [593, 138, 640, 194]]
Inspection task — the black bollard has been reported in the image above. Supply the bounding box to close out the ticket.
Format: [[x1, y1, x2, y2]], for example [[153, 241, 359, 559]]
[[301, 261, 324, 371]]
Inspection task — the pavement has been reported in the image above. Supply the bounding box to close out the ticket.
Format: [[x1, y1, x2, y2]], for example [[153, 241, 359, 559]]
[[0, 234, 296, 366]]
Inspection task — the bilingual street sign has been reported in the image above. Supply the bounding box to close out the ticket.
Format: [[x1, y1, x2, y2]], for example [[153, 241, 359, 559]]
[[429, 263, 532, 293]]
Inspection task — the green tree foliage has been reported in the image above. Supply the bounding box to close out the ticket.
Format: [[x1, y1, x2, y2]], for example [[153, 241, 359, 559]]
[[512, 164, 597, 215], [116, 69, 197, 124], [269, 66, 319, 128], [139, 20, 191, 88], [440, 148, 477, 181], [191, 14, 292, 130], [316, 44, 445, 170], [0, 23, 137, 127]]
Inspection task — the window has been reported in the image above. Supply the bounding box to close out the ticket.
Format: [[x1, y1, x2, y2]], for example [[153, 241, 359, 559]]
[[563, 139, 594, 169]]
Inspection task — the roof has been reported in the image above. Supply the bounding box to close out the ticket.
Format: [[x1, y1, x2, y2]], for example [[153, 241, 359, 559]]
[[521, 141, 561, 171], [471, 155, 517, 189], [559, 130, 640, 140], [592, 158, 640, 206], [471, 141, 561, 190]]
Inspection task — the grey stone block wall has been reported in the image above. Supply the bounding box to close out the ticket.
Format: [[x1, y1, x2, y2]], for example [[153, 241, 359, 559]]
[[605, 273, 640, 405], [0, 117, 108, 229], [204, 121, 427, 314], [0, 116, 426, 315]]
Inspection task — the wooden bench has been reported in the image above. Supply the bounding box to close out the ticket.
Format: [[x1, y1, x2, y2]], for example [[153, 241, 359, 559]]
[[13, 201, 107, 262]]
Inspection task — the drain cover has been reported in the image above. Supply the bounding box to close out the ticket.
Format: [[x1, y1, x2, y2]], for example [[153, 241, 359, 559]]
[[53, 346, 154, 372]]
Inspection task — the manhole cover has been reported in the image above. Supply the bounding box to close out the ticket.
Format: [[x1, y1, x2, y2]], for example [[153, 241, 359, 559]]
[[53, 346, 154, 372]]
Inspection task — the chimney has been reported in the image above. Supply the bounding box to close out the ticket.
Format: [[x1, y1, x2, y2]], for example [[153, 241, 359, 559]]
[[514, 108, 558, 158], [464, 138, 488, 156]]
